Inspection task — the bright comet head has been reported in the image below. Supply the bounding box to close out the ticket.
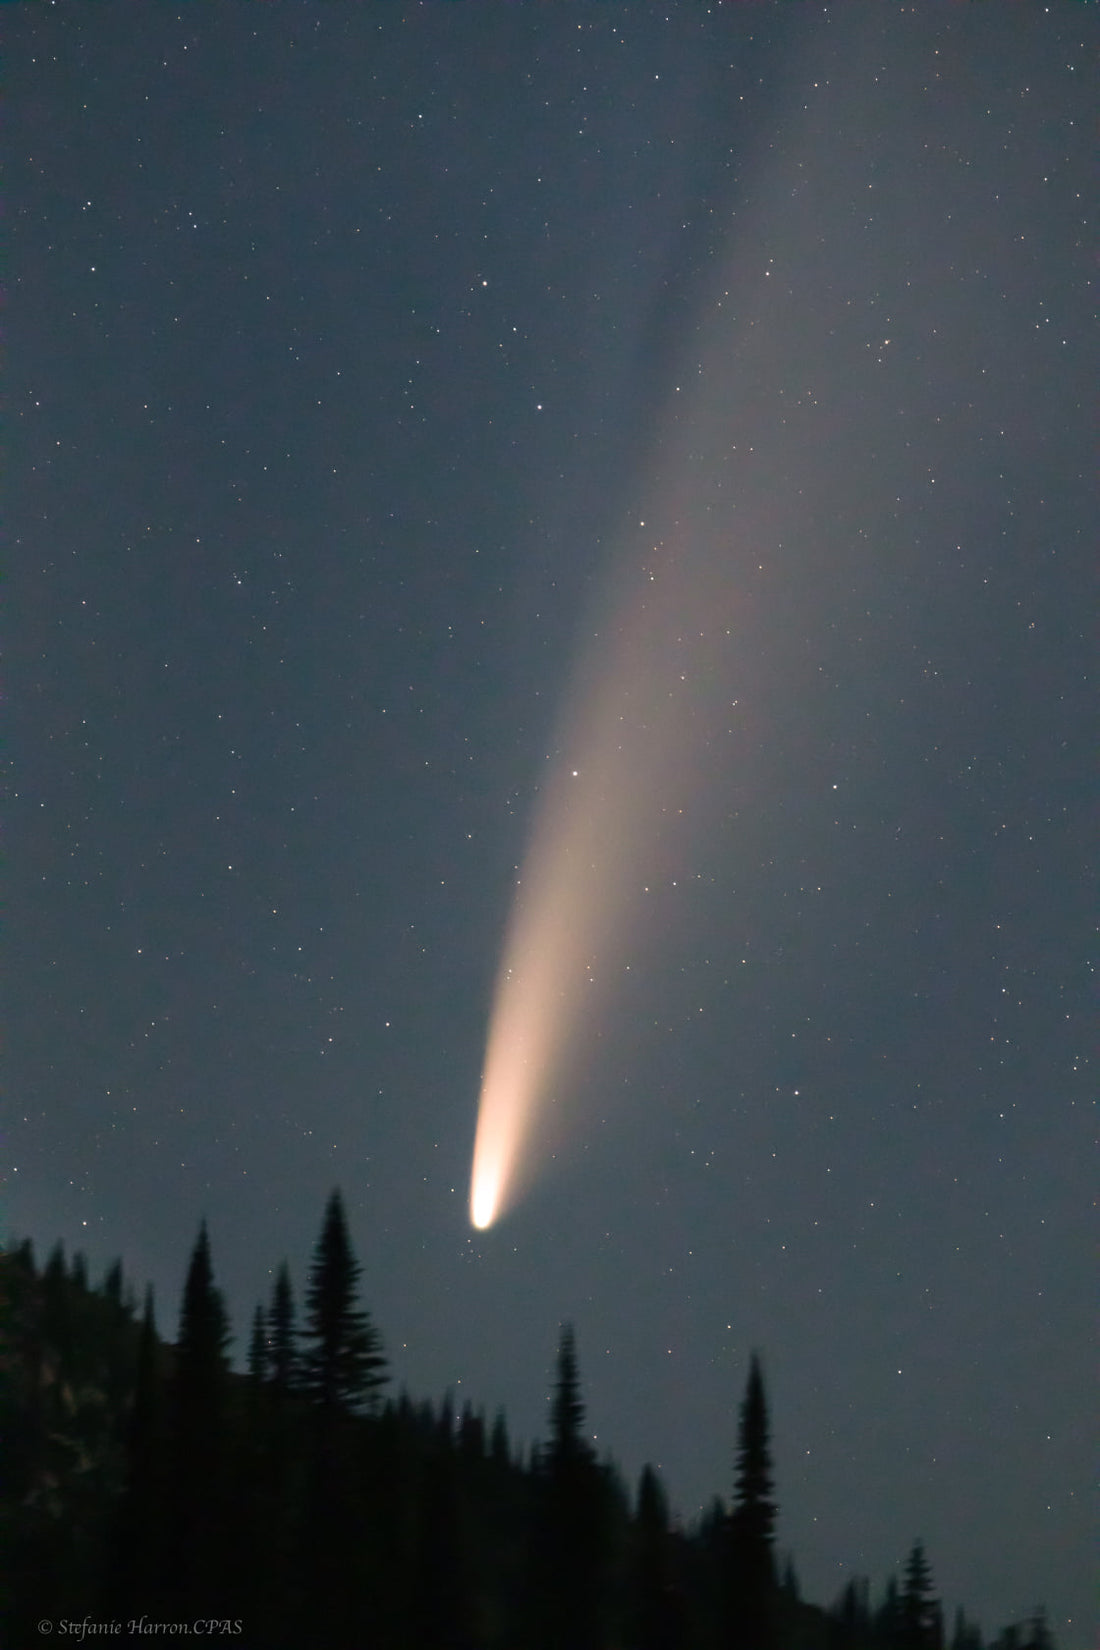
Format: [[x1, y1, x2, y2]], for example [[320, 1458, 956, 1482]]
[[470, 1173, 498, 1231]]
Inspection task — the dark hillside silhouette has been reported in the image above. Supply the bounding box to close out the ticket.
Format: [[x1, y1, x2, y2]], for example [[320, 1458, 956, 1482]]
[[0, 1206, 1059, 1650]]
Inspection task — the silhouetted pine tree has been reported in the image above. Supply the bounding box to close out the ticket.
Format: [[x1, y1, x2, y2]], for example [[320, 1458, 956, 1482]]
[[300, 1189, 387, 1419], [827, 1576, 872, 1649], [727, 1353, 778, 1650], [42, 1242, 75, 1377], [1, 1240, 43, 1509], [248, 1304, 267, 1387], [631, 1463, 685, 1650], [268, 1260, 298, 1398], [240, 1277, 297, 1649], [297, 1191, 387, 1647], [105, 1289, 164, 1616], [900, 1543, 942, 1649], [551, 1324, 586, 1458], [0, 1241, 47, 1643], [530, 1324, 612, 1650], [458, 1400, 486, 1461], [780, 1554, 801, 1603], [877, 1577, 904, 1647], [103, 1259, 125, 1308], [165, 1221, 232, 1615], [490, 1408, 511, 1467], [950, 1605, 985, 1650], [98, 1260, 137, 1414]]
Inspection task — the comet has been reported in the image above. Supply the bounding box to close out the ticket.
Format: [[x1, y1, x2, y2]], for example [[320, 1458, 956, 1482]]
[[469, 516, 739, 1230], [466, 6, 970, 1230], [467, 25, 844, 1227]]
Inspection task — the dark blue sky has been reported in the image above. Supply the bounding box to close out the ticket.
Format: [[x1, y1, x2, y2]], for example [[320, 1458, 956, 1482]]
[[9, 5, 1094, 1643]]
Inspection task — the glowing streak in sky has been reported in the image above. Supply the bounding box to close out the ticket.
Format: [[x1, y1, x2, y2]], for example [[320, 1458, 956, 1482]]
[[469, 524, 733, 1230], [468, 38, 838, 1227], [469, 7, 1002, 1228]]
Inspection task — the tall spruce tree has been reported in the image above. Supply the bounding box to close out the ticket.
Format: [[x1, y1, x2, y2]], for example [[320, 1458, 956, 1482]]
[[950, 1605, 984, 1650], [900, 1542, 942, 1649], [102, 1258, 124, 1305], [168, 1223, 232, 1613], [727, 1353, 778, 1650], [632, 1463, 683, 1650], [268, 1260, 298, 1397], [877, 1577, 904, 1646], [832, 1575, 874, 1650], [531, 1324, 611, 1650], [175, 1221, 231, 1424], [300, 1189, 387, 1416], [550, 1322, 587, 1464], [248, 1305, 268, 1383], [246, 1304, 267, 1433], [106, 1288, 164, 1615], [296, 1192, 387, 1646], [490, 1408, 511, 1467]]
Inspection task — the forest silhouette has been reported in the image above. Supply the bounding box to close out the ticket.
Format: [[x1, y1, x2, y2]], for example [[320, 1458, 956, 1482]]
[[2, 1190, 1056, 1649]]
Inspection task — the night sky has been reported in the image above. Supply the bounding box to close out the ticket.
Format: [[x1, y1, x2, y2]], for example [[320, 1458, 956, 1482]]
[[9, 4, 1095, 1643]]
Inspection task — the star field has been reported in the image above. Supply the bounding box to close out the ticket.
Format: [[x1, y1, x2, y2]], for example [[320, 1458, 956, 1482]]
[[8, 6, 1095, 1643]]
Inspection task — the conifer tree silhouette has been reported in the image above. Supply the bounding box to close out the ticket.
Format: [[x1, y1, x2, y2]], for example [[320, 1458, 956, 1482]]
[[633, 1463, 684, 1650], [900, 1542, 942, 1649], [829, 1575, 874, 1649], [727, 1353, 778, 1650], [106, 1288, 164, 1616], [174, 1222, 231, 1432], [950, 1604, 984, 1650], [167, 1222, 232, 1614], [297, 1191, 387, 1647], [551, 1322, 587, 1462], [878, 1576, 905, 1646], [490, 1408, 511, 1467], [248, 1304, 267, 1383], [2, 1217, 1055, 1648], [42, 1241, 75, 1376], [268, 1260, 298, 1398], [531, 1324, 610, 1650], [300, 1189, 387, 1418]]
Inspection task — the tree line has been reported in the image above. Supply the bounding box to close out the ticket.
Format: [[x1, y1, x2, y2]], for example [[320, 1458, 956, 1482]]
[[1, 1190, 1056, 1649]]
